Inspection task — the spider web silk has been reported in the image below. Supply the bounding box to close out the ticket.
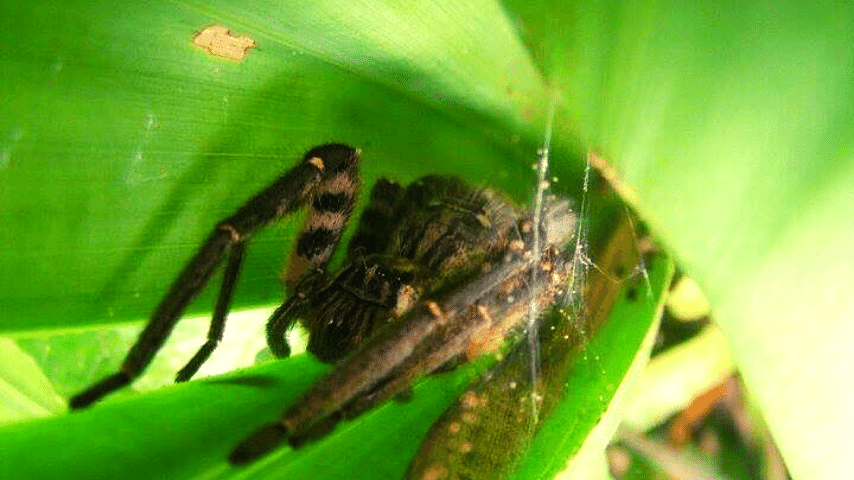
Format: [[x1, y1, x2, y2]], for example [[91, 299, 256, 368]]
[[523, 92, 593, 430], [524, 94, 557, 425], [521, 94, 655, 438]]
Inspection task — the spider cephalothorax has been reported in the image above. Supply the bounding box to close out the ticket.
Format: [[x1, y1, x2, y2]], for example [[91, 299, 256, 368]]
[[69, 144, 575, 464]]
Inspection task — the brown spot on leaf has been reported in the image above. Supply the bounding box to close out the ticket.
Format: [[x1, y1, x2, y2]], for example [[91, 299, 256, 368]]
[[422, 463, 447, 480], [460, 390, 479, 409], [193, 25, 256, 61]]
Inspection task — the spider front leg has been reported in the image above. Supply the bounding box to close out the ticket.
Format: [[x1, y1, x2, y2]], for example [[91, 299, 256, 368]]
[[69, 144, 360, 409], [175, 240, 247, 382]]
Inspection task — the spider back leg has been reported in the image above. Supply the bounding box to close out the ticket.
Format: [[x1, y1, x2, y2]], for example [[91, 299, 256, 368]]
[[70, 144, 359, 409]]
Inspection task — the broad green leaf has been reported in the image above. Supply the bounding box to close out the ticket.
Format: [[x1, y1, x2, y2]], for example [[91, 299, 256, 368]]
[[0, 354, 477, 480], [2, 1, 851, 479], [0, 254, 672, 480], [503, 1, 853, 477], [0, 0, 563, 334], [0, 339, 65, 423], [517, 2, 853, 478]]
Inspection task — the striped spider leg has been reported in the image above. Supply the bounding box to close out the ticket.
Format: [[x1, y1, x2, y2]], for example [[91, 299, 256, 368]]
[[69, 144, 361, 409]]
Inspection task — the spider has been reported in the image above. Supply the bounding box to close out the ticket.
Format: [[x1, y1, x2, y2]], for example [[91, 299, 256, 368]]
[[68, 143, 576, 464]]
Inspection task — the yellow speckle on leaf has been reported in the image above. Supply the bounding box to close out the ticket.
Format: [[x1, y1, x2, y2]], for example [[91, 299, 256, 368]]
[[193, 25, 256, 61]]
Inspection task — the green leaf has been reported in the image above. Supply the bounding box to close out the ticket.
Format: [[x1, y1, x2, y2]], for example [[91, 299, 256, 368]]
[[0, 339, 65, 423], [0, 0, 558, 334], [509, 2, 854, 478], [2, 1, 851, 479], [0, 354, 476, 480], [0, 254, 673, 480]]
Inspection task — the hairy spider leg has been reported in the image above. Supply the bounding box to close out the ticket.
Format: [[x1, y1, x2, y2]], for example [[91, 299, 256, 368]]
[[174, 240, 247, 382], [339, 248, 567, 422], [69, 144, 360, 409], [265, 177, 404, 358], [347, 178, 404, 258], [229, 198, 575, 464]]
